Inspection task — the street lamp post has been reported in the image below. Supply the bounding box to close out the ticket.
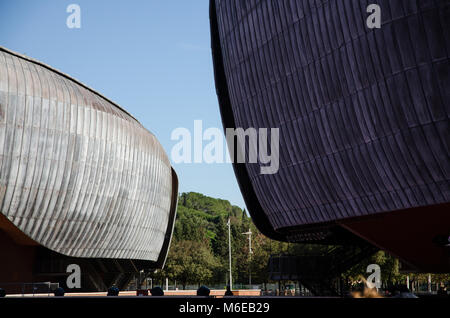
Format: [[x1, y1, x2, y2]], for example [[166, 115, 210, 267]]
[[227, 218, 233, 290], [242, 229, 253, 286]]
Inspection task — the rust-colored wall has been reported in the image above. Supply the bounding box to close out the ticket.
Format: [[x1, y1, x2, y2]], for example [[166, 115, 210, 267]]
[[341, 203, 450, 272], [0, 224, 36, 288]]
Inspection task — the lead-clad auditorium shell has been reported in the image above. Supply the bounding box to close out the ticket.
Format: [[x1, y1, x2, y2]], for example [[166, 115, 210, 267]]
[[211, 0, 449, 271], [0, 46, 177, 264]]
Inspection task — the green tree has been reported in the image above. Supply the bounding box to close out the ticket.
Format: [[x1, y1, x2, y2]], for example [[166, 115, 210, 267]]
[[162, 239, 219, 288]]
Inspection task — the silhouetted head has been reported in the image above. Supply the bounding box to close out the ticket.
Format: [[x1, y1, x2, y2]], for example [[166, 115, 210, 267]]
[[224, 285, 234, 296], [197, 286, 210, 296], [54, 287, 65, 297], [150, 286, 164, 296], [398, 284, 410, 293], [0, 288, 6, 297], [107, 286, 119, 296]]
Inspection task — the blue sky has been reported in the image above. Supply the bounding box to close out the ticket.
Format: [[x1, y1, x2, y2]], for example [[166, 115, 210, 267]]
[[0, 0, 247, 210]]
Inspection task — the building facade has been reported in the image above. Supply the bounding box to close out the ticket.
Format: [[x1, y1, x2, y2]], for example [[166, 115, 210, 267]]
[[211, 0, 449, 272], [0, 46, 178, 292]]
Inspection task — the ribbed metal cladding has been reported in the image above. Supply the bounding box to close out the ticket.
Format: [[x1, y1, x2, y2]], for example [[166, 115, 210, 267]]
[[212, 0, 449, 231], [0, 46, 175, 262]]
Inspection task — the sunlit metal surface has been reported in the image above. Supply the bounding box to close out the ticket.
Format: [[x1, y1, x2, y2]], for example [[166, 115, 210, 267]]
[[0, 46, 176, 262]]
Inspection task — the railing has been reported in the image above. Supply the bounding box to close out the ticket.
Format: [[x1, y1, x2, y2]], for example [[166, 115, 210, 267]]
[[132, 284, 263, 291], [0, 282, 59, 296]]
